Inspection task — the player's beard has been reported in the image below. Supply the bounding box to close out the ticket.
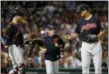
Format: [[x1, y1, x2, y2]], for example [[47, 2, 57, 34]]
[[17, 17, 25, 24]]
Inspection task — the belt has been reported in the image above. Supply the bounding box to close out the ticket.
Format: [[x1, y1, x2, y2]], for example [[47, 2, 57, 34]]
[[83, 38, 98, 43]]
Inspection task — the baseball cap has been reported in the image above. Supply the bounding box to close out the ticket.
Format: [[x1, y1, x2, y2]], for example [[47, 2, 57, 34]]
[[47, 25, 55, 30], [76, 4, 89, 13]]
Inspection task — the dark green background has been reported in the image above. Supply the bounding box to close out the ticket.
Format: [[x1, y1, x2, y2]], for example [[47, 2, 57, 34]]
[[23, 68, 108, 74]]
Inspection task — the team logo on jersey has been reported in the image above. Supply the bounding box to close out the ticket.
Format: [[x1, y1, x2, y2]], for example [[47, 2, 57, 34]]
[[81, 23, 97, 32]]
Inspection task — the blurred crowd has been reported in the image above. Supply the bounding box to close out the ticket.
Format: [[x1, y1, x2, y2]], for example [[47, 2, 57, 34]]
[[1, 1, 108, 69]]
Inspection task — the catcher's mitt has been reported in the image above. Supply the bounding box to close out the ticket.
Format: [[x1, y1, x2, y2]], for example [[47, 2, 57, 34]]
[[25, 39, 44, 46]]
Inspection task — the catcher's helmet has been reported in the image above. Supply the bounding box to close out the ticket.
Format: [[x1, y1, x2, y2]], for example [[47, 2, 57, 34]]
[[76, 4, 89, 13]]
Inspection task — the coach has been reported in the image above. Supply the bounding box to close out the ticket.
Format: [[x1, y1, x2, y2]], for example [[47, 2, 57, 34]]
[[40, 25, 65, 74]]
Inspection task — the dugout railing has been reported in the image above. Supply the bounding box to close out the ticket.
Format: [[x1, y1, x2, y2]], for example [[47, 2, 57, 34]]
[[22, 68, 108, 74]]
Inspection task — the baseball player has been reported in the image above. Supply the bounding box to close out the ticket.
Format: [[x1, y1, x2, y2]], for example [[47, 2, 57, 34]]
[[70, 4, 105, 74], [5, 9, 27, 74], [39, 25, 65, 74]]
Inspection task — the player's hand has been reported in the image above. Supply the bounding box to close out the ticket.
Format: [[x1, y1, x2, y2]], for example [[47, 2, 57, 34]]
[[39, 47, 47, 54], [70, 33, 78, 38], [97, 30, 105, 39], [62, 34, 78, 40], [55, 43, 59, 47]]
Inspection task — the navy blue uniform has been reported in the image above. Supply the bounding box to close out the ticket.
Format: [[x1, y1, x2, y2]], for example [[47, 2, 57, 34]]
[[43, 35, 65, 61], [6, 23, 25, 74], [75, 16, 103, 43], [75, 4, 104, 74], [75, 15, 103, 74], [6, 23, 24, 47]]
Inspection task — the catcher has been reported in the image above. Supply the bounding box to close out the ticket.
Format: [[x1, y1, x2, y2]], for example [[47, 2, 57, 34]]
[[5, 8, 29, 74]]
